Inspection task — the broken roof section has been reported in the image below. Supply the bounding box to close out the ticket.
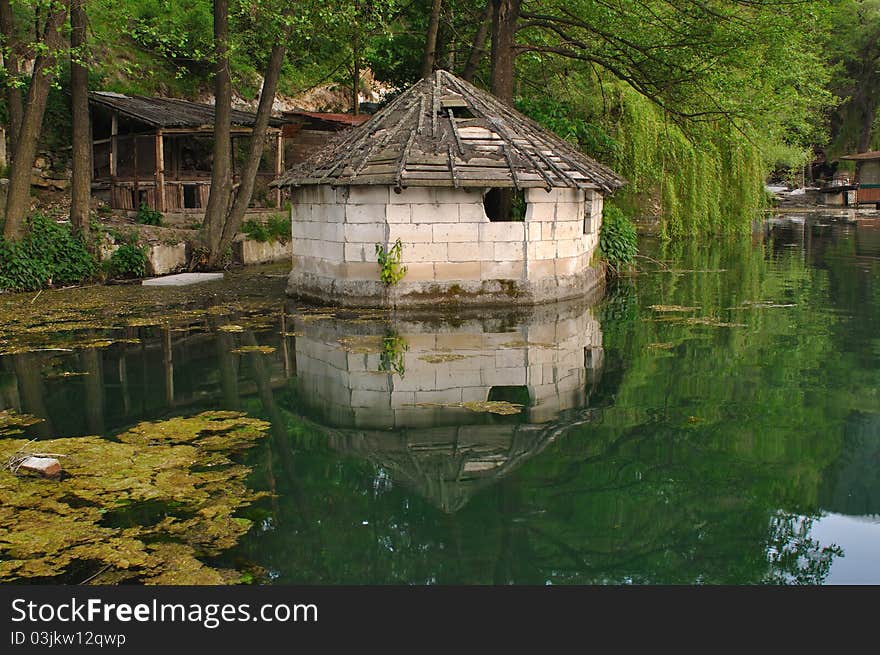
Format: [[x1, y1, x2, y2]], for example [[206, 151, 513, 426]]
[[283, 110, 371, 129], [89, 91, 281, 129], [840, 150, 880, 161], [276, 69, 626, 192]]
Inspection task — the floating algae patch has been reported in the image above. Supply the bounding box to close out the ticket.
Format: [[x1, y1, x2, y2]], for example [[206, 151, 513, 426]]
[[684, 317, 746, 328], [218, 325, 246, 333], [230, 345, 276, 355], [0, 411, 44, 438], [409, 401, 524, 416], [338, 335, 384, 354], [647, 342, 677, 350], [649, 305, 700, 313], [419, 353, 469, 364], [0, 411, 270, 584], [499, 340, 556, 349]]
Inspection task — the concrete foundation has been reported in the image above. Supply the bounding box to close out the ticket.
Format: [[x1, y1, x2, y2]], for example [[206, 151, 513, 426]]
[[146, 242, 188, 276], [287, 185, 605, 307], [233, 238, 290, 265]]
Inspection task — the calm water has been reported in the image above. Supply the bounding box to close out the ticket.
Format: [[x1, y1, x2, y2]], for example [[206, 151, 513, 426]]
[[2, 213, 880, 584]]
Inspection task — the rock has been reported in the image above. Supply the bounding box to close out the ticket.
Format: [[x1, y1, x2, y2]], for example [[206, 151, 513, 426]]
[[18, 456, 62, 478], [47, 178, 69, 191]]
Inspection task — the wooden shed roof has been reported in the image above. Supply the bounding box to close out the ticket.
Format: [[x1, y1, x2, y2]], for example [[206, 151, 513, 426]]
[[276, 70, 626, 192], [89, 91, 281, 129], [840, 150, 880, 161]]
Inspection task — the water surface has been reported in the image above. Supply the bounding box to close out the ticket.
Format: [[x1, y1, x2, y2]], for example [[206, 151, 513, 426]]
[[2, 214, 879, 584]]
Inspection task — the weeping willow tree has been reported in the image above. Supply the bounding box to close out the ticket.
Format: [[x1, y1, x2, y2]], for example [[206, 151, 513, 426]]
[[506, 0, 834, 239], [611, 87, 768, 239]]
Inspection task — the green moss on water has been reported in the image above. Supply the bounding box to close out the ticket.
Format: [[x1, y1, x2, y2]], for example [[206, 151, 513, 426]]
[[0, 411, 270, 584]]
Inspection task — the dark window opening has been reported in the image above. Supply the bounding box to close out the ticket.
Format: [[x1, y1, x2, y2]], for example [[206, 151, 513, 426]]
[[134, 189, 149, 208], [183, 185, 200, 209], [445, 106, 475, 119], [484, 188, 526, 222], [488, 385, 531, 407]]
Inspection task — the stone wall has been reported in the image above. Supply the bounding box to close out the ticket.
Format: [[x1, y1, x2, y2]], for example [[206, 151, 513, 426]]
[[291, 301, 604, 430], [288, 184, 604, 306]]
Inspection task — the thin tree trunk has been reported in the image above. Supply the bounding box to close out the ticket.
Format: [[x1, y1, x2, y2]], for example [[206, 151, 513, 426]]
[[488, 0, 519, 221], [70, 0, 90, 240], [462, 2, 492, 82], [201, 0, 233, 262], [0, 0, 22, 159], [2, 5, 68, 239], [490, 0, 519, 105], [421, 0, 443, 78], [352, 38, 361, 115], [212, 36, 289, 267]]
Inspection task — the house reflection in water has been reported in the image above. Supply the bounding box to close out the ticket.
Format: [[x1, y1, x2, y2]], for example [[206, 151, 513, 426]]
[[288, 300, 604, 512]]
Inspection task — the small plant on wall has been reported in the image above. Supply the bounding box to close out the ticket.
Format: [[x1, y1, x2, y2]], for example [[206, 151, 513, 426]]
[[375, 239, 407, 286]]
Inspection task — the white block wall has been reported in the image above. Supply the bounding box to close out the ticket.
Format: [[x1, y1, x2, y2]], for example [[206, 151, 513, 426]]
[[290, 184, 603, 285]]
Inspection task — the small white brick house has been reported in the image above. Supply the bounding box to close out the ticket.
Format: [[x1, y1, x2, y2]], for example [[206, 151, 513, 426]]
[[275, 70, 625, 307]]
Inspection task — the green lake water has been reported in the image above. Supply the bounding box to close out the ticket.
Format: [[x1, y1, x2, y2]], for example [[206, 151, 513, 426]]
[[2, 213, 879, 584]]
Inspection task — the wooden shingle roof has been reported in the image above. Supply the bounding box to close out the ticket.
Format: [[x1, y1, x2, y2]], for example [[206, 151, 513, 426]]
[[276, 70, 625, 192], [89, 91, 281, 129]]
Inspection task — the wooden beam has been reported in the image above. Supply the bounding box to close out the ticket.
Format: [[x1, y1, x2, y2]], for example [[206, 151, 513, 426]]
[[110, 111, 118, 177], [275, 130, 283, 208], [133, 134, 139, 206], [155, 130, 166, 212]]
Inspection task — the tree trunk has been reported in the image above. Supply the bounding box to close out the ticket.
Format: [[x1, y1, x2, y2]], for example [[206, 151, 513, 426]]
[[487, 0, 519, 221], [352, 38, 361, 115], [0, 0, 23, 159], [2, 5, 68, 240], [211, 37, 289, 267], [201, 0, 234, 262], [462, 2, 492, 82], [490, 0, 519, 105], [421, 0, 443, 78], [70, 0, 90, 240]]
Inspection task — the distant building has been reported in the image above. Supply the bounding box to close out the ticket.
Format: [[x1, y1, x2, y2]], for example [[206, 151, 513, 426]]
[[89, 92, 284, 212], [275, 70, 625, 308], [281, 110, 371, 166], [840, 150, 880, 205]]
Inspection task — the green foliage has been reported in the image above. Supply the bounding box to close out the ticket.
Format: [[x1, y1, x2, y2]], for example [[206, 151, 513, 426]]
[[599, 204, 638, 270], [0, 215, 96, 292], [375, 238, 407, 286], [379, 332, 408, 377], [241, 214, 289, 243], [136, 202, 163, 226], [109, 236, 148, 279], [516, 96, 619, 161]]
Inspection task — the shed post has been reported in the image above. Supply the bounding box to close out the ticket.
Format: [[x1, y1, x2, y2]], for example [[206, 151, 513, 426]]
[[109, 111, 118, 177], [133, 133, 139, 205], [275, 130, 283, 208], [155, 130, 166, 212]]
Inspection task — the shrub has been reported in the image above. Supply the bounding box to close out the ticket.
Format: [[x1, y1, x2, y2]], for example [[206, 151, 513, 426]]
[[0, 214, 97, 292], [241, 214, 289, 243], [599, 204, 638, 270], [136, 202, 163, 226], [109, 238, 149, 279]]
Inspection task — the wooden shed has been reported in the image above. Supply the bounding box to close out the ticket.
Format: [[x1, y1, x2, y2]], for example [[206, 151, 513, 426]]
[[276, 69, 626, 308], [89, 92, 284, 212], [840, 150, 880, 205]]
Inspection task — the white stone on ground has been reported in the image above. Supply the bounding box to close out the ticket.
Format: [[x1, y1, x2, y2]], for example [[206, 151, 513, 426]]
[[142, 273, 224, 287]]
